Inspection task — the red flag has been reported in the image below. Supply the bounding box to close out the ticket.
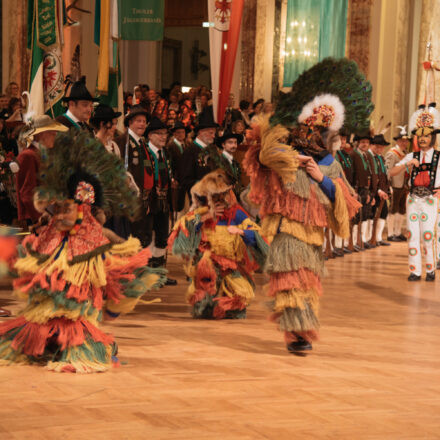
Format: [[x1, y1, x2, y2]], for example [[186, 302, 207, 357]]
[[208, 0, 244, 124]]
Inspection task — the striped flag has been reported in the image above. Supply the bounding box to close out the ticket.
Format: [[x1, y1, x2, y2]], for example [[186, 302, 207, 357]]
[[208, 0, 244, 124], [27, 0, 65, 117], [95, 0, 124, 131]]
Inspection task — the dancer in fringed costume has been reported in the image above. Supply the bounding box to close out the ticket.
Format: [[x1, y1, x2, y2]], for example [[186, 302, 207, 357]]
[[243, 58, 372, 354], [0, 132, 165, 373], [168, 169, 268, 319]]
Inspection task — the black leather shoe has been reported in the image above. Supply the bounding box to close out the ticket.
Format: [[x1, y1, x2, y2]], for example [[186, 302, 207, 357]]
[[0, 308, 11, 317], [408, 273, 421, 281], [333, 248, 344, 257], [388, 235, 400, 242], [363, 242, 373, 249], [287, 336, 313, 353], [353, 245, 364, 252], [396, 234, 407, 242], [426, 272, 435, 282], [343, 247, 352, 254], [378, 241, 391, 246], [165, 277, 177, 286]]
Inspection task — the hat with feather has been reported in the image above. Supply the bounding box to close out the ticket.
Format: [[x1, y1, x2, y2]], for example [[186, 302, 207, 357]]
[[393, 125, 410, 141], [409, 103, 440, 136]]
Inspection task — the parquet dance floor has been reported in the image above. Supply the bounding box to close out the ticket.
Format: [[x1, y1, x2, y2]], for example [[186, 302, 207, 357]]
[[0, 242, 439, 439]]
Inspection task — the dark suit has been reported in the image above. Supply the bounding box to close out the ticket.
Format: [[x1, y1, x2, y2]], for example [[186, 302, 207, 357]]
[[56, 114, 94, 135], [180, 139, 214, 199], [116, 132, 172, 248], [166, 138, 186, 211]]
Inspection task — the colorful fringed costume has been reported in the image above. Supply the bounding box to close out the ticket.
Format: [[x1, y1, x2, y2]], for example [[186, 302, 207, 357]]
[[243, 58, 371, 352], [0, 132, 165, 373], [168, 170, 268, 319]]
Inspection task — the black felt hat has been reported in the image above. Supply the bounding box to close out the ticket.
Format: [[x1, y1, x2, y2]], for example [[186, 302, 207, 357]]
[[90, 104, 122, 125], [171, 120, 190, 133], [145, 117, 168, 136], [62, 76, 99, 103], [195, 107, 219, 132], [124, 104, 149, 126], [371, 134, 390, 146], [215, 130, 243, 148], [353, 133, 372, 143]]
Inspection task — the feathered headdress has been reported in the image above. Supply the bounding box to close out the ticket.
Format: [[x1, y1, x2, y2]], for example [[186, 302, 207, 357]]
[[297, 94, 345, 132], [409, 103, 440, 136], [273, 57, 374, 135], [36, 131, 140, 218]]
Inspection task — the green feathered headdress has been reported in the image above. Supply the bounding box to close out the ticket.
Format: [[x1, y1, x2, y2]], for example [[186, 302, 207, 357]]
[[36, 130, 140, 218], [272, 57, 374, 135]]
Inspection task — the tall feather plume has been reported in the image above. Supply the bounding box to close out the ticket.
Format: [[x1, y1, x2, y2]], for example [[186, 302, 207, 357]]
[[70, 45, 81, 82], [37, 130, 140, 219], [380, 121, 391, 135], [21, 92, 35, 124], [273, 57, 374, 135], [257, 114, 298, 185]]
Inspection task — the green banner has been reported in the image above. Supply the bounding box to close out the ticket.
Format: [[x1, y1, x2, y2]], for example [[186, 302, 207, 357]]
[[118, 0, 164, 41], [36, 0, 58, 50]]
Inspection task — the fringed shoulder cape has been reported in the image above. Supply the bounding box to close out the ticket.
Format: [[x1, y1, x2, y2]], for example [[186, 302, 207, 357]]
[[168, 202, 268, 319], [242, 117, 361, 342], [0, 205, 165, 373]]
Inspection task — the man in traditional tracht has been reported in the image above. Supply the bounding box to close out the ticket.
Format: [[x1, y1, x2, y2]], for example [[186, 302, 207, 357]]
[[180, 107, 218, 198], [385, 125, 410, 242], [56, 76, 97, 134], [390, 104, 440, 281], [118, 114, 177, 285]]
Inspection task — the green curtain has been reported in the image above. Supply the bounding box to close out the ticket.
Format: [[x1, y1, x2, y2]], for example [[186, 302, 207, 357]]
[[283, 0, 348, 87]]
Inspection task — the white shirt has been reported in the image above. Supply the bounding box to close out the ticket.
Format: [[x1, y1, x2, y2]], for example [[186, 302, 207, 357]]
[[66, 109, 80, 124], [148, 141, 161, 157], [222, 150, 233, 164], [128, 128, 142, 144], [104, 139, 121, 157], [195, 137, 207, 148], [396, 148, 440, 188], [173, 138, 183, 148]]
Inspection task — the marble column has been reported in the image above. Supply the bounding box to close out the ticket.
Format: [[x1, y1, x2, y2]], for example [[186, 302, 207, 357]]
[[416, 0, 440, 106]]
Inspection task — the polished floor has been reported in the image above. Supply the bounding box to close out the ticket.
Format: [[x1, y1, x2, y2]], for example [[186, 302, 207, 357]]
[[0, 242, 439, 439]]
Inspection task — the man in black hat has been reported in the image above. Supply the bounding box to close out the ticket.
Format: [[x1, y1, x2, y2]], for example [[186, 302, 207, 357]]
[[56, 76, 98, 134], [166, 121, 188, 214], [350, 134, 376, 250], [180, 107, 218, 197], [116, 104, 149, 238], [385, 126, 410, 242], [118, 113, 177, 285], [369, 134, 391, 246], [210, 130, 244, 198]]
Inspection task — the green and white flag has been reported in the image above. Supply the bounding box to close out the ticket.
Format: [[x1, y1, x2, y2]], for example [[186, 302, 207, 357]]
[[28, 0, 65, 118]]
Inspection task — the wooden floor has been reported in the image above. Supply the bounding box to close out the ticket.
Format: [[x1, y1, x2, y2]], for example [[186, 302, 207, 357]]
[[0, 242, 439, 439]]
